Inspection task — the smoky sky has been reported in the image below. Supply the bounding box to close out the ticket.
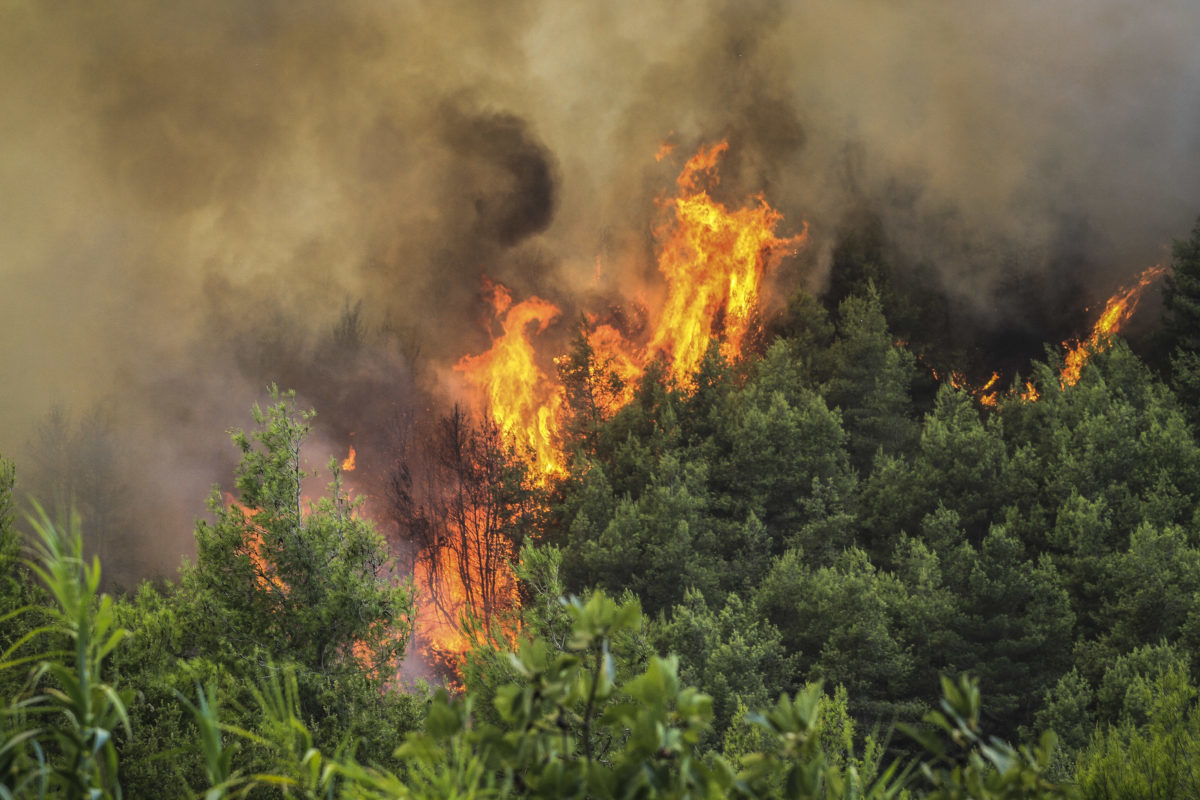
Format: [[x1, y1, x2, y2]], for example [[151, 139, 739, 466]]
[[2, 0, 1199, 575]]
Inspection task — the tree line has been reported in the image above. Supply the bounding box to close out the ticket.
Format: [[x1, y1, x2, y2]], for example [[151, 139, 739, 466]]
[[6, 217, 1200, 796]]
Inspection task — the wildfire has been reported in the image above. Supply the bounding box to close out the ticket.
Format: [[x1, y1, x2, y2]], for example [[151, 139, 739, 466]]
[[1059, 264, 1167, 387], [342, 445, 356, 471], [454, 142, 805, 463], [454, 279, 565, 478], [977, 372, 1000, 408], [224, 493, 288, 595], [585, 322, 643, 413], [434, 141, 804, 667], [224, 492, 413, 681], [413, 545, 519, 664], [935, 264, 1167, 406], [947, 370, 1000, 407], [646, 141, 808, 385], [414, 552, 470, 659]]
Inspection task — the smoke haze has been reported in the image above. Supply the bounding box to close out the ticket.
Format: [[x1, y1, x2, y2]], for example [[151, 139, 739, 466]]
[[2, 0, 1199, 577]]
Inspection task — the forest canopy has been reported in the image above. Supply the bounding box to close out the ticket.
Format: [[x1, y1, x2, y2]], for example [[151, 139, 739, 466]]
[[5, 217, 1200, 797]]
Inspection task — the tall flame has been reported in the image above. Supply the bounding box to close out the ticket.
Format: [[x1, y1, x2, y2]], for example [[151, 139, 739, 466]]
[[646, 141, 808, 385], [454, 279, 564, 478], [433, 142, 804, 665], [454, 142, 805, 457], [1059, 264, 1167, 387]]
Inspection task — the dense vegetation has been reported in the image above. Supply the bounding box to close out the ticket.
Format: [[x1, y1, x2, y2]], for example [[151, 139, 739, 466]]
[[6, 219, 1200, 797]]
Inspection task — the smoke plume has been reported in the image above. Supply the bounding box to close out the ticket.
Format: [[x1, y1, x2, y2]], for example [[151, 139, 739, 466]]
[[2, 0, 1199, 577]]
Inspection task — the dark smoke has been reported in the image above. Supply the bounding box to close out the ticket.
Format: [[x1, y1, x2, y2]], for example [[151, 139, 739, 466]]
[[439, 105, 559, 248], [2, 0, 1199, 577]]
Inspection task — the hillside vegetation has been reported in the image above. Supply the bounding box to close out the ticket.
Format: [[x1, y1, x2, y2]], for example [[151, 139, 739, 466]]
[[6, 220, 1200, 798]]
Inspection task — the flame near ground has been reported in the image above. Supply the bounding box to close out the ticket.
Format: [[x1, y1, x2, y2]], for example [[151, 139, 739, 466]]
[[414, 141, 808, 667], [203, 137, 1175, 685], [413, 142, 1174, 675]]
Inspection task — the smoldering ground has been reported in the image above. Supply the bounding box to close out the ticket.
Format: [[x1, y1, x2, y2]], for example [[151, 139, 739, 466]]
[[2, 0, 1199, 579]]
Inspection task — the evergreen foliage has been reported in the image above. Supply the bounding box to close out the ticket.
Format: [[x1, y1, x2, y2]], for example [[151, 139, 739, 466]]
[[11, 215, 1200, 796]]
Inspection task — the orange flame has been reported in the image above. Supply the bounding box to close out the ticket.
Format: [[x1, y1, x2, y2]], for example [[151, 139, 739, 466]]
[[223, 493, 289, 595], [585, 323, 642, 413], [931, 265, 1166, 405], [436, 142, 804, 665], [414, 548, 472, 660], [455, 142, 804, 462], [646, 141, 807, 385], [454, 279, 564, 479], [977, 372, 1000, 408], [1060, 264, 1167, 387], [413, 545, 519, 664], [224, 493, 411, 680], [342, 445, 356, 471]]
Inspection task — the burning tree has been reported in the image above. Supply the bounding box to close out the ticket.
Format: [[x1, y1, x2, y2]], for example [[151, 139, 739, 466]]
[[385, 406, 538, 662], [555, 319, 642, 458], [183, 388, 414, 680]]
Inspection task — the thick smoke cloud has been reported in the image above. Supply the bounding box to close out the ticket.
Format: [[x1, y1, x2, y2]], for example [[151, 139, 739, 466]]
[[2, 0, 1199, 577]]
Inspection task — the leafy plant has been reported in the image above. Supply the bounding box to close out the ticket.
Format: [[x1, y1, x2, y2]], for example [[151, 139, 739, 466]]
[[1, 503, 132, 799], [902, 674, 1077, 799]]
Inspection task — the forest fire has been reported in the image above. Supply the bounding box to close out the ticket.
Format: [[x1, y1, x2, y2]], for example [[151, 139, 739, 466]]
[[224, 491, 413, 679], [413, 553, 471, 658], [410, 150, 1170, 682], [410, 144, 1166, 678], [454, 279, 565, 479], [947, 264, 1168, 406], [423, 238, 1167, 688], [583, 322, 643, 413], [646, 140, 808, 385], [420, 142, 807, 664], [1059, 264, 1168, 387], [223, 494, 288, 595], [452, 141, 807, 471], [413, 544, 519, 664], [390, 408, 532, 671]]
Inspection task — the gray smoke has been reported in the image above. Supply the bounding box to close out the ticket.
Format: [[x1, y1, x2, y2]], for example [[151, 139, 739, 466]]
[[2, 0, 1199, 576]]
